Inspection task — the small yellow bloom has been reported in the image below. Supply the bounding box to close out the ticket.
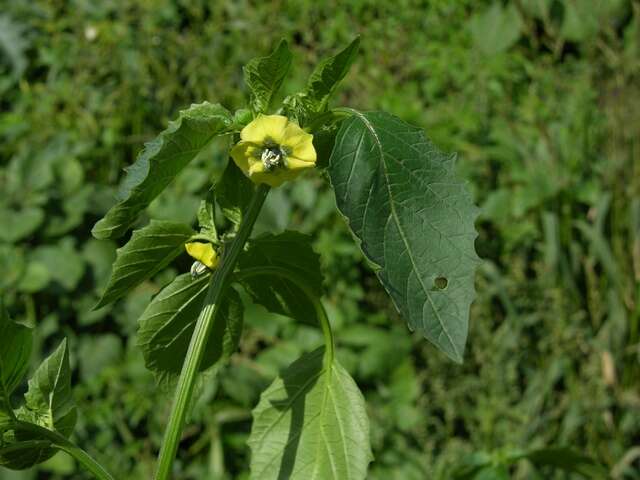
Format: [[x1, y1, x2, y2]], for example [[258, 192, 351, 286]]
[[230, 114, 316, 187], [185, 242, 219, 269]]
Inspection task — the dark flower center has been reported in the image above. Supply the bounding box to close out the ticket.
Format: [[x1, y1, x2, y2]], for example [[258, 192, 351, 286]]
[[261, 145, 286, 171]]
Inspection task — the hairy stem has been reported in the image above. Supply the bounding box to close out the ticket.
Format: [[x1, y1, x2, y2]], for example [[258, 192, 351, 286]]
[[14, 422, 115, 480], [154, 184, 269, 480], [235, 266, 334, 363]]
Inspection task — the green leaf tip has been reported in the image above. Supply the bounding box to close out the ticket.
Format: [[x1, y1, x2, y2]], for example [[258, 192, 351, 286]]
[[91, 102, 233, 240]]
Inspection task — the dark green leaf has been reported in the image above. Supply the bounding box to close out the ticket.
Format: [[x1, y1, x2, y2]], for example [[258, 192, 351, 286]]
[[137, 275, 243, 374], [0, 302, 32, 408], [244, 39, 292, 114], [0, 340, 77, 470], [96, 220, 195, 308], [237, 231, 323, 326], [303, 37, 360, 113], [20, 339, 76, 438], [328, 111, 480, 362], [0, 206, 44, 242], [216, 159, 255, 226], [196, 188, 218, 240], [92, 102, 233, 239], [249, 348, 372, 480]]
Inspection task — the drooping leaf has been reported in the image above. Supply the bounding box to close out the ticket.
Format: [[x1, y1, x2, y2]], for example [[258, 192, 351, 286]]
[[95, 220, 195, 308], [216, 159, 255, 226], [137, 274, 243, 374], [0, 303, 32, 411], [237, 231, 323, 326], [328, 111, 480, 362], [0, 340, 77, 470], [303, 37, 360, 113], [244, 39, 292, 114], [92, 102, 233, 239], [248, 348, 372, 480]]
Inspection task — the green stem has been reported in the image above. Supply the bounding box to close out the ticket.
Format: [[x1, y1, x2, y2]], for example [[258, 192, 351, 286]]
[[154, 184, 270, 480], [14, 422, 115, 480], [306, 108, 353, 134], [235, 267, 334, 363]]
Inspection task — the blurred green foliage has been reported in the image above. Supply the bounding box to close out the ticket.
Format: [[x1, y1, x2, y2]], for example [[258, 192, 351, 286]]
[[1, 0, 639, 478]]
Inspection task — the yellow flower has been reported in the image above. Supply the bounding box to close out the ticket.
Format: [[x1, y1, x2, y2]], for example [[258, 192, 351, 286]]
[[185, 242, 219, 269], [230, 114, 316, 187]]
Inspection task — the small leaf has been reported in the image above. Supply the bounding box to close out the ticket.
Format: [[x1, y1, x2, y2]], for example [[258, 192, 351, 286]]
[[249, 348, 372, 480], [216, 159, 255, 226], [92, 102, 233, 239], [96, 220, 195, 308], [0, 206, 44, 242], [196, 188, 218, 240], [244, 39, 293, 114], [303, 37, 360, 113], [328, 111, 480, 362], [20, 339, 77, 438], [137, 275, 243, 374], [0, 302, 32, 408], [0, 340, 77, 470], [237, 231, 323, 326]]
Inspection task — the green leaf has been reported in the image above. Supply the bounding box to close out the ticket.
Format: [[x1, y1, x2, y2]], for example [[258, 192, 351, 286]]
[[328, 111, 480, 362], [196, 188, 218, 240], [137, 275, 243, 374], [0, 340, 77, 470], [92, 102, 233, 239], [244, 39, 293, 114], [303, 37, 360, 113], [237, 231, 323, 326], [0, 303, 32, 409], [95, 220, 195, 308], [469, 2, 523, 56], [0, 206, 44, 242], [248, 348, 372, 480], [216, 159, 255, 226], [19, 339, 77, 438]]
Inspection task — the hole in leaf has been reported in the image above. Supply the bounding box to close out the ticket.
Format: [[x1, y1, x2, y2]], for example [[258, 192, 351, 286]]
[[434, 276, 448, 290]]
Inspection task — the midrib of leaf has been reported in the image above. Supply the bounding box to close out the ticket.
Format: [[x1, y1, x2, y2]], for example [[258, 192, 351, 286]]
[[349, 111, 459, 358], [141, 276, 209, 348]]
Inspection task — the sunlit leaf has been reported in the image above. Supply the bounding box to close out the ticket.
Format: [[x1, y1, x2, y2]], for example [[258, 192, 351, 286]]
[[244, 40, 292, 114], [249, 348, 372, 480], [328, 111, 480, 362]]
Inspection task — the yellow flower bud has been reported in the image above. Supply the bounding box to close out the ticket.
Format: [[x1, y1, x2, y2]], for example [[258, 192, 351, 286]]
[[185, 242, 219, 269], [230, 114, 317, 187]]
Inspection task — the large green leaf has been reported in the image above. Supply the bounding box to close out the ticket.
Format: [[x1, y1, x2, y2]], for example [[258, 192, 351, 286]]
[[244, 39, 292, 114], [248, 348, 372, 480], [0, 340, 77, 470], [237, 231, 323, 326], [216, 159, 255, 226], [137, 274, 243, 374], [0, 303, 32, 414], [92, 102, 233, 239], [96, 220, 194, 308], [328, 111, 480, 362]]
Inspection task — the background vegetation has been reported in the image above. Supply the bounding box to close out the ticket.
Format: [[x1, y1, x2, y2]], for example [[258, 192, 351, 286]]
[[1, 0, 638, 478]]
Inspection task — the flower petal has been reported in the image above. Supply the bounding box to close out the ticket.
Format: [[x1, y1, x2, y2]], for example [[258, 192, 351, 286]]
[[185, 242, 219, 269], [240, 114, 288, 145], [230, 141, 258, 176]]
